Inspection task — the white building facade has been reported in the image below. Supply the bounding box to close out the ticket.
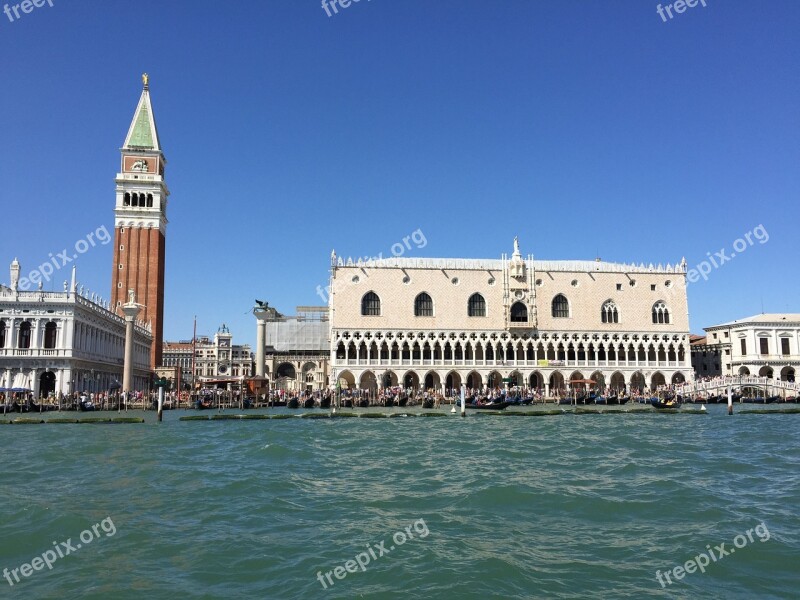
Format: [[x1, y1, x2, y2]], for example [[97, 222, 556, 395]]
[[0, 261, 152, 398], [703, 314, 799, 381], [328, 241, 693, 396]]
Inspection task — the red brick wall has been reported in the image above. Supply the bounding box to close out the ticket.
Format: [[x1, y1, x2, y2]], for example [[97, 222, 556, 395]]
[[111, 226, 165, 369]]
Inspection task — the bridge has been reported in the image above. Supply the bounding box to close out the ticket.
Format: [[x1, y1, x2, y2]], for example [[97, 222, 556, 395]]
[[664, 375, 800, 397]]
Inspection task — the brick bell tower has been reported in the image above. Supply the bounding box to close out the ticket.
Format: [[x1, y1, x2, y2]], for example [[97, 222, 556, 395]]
[[111, 73, 168, 369]]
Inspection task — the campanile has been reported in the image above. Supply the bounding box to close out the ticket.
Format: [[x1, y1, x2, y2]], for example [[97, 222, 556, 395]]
[[111, 73, 168, 369]]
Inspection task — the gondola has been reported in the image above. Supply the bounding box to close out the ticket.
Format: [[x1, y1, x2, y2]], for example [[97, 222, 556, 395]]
[[397, 396, 408, 407], [342, 399, 353, 408], [651, 397, 679, 410], [287, 398, 300, 409], [558, 397, 572, 405], [195, 397, 213, 410], [591, 394, 607, 405], [421, 398, 435, 409], [384, 398, 395, 407], [358, 398, 369, 408], [79, 399, 97, 412], [16, 399, 50, 412], [303, 398, 316, 409], [319, 396, 331, 409], [506, 395, 534, 406], [466, 400, 509, 410]]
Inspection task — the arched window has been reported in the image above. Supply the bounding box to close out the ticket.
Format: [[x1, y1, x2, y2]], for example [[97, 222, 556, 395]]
[[361, 292, 381, 316], [601, 300, 619, 324], [652, 301, 670, 324], [44, 321, 57, 349], [0, 321, 5, 348], [18, 321, 31, 349], [552, 294, 569, 318], [123, 192, 130, 206], [414, 292, 433, 317], [146, 193, 153, 208], [510, 302, 528, 322], [468, 293, 486, 317]]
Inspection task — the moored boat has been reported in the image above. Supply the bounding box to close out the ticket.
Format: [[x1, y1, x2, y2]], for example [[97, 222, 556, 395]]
[[651, 397, 679, 410], [466, 400, 509, 410], [287, 397, 300, 409], [79, 399, 97, 412]]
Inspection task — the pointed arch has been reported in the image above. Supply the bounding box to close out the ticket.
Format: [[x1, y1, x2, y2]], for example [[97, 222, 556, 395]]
[[510, 302, 528, 322], [652, 301, 670, 324], [361, 291, 381, 316], [552, 294, 569, 318], [414, 292, 434, 317], [601, 300, 619, 323], [468, 293, 486, 317]]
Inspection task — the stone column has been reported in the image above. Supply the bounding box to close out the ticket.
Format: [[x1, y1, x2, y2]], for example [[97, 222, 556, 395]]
[[121, 291, 143, 394], [254, 307, 268, 378], [32, 368, 40, 399]]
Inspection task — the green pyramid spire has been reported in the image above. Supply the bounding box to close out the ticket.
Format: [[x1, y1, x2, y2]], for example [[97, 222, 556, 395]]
[[123, 75, 162, 151]]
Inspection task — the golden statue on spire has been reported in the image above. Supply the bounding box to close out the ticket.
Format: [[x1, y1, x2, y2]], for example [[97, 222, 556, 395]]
[[142, 73, 149, 88]]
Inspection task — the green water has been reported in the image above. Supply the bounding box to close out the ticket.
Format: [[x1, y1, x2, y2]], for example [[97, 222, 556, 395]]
[[1, 406, 797, 599]]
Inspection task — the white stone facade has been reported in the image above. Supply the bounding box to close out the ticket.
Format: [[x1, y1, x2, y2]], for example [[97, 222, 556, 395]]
[[0, 262, 152, 398], [703, 314, 799, 381], [328, 241, 693, 395]]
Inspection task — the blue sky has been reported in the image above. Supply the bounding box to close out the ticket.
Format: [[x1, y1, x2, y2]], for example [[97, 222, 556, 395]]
[[1, 0, 798, 347]]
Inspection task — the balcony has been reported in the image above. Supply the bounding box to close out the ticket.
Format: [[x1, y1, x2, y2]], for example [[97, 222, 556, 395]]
[[0, 348, 69, 358]]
